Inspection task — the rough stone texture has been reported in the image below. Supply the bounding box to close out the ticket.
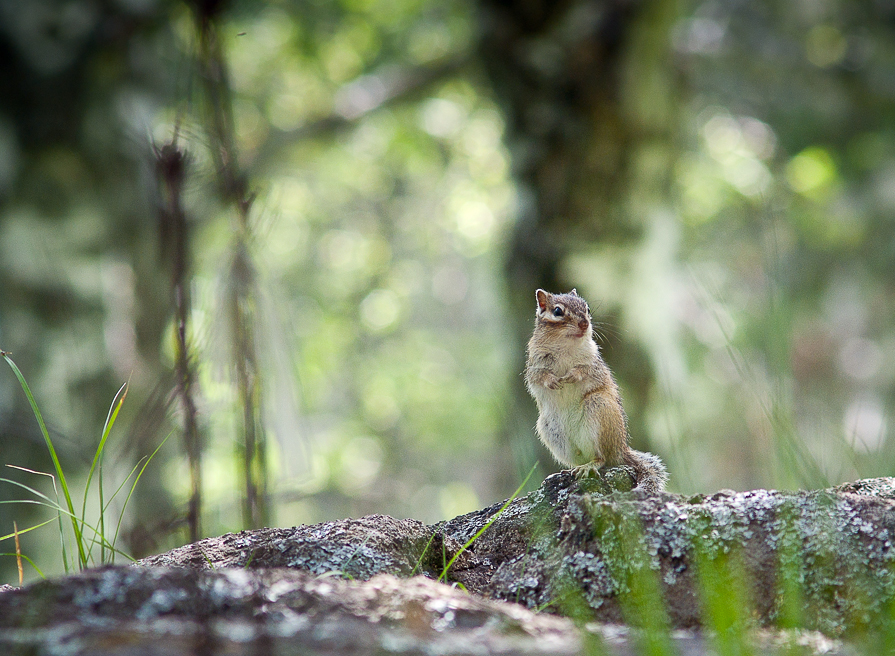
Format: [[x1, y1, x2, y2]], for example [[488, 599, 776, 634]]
[[0, 566, 851, 656], [136, 472, 895, 637], [137, 514, 466, 579], [0, 566, 582, 655], [440, 473, 895, 636], [2, 473, 893, 654]]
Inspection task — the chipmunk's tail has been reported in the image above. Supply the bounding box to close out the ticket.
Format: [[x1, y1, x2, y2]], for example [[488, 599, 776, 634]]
[[622, 449, 669, 493]]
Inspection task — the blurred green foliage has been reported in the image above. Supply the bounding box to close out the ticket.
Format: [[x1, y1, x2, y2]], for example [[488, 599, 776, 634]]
[[0, 0, 894, 590]]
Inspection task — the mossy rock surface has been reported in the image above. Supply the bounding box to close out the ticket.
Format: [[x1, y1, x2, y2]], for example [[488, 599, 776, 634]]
[[2, 473, 893, 654], [136, 472, 895, 635]]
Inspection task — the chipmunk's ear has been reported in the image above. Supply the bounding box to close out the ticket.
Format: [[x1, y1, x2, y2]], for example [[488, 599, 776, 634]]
[[535, 289, 550, 311], [570, 288, 578, 296]]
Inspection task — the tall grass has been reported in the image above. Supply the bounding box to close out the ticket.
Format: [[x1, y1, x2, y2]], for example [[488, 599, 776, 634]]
[[436, 462, 537, 583], [0, 351, 168, 579]]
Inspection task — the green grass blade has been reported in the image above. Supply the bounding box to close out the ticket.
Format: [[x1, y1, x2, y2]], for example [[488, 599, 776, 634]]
[[0, 477, 127, 566], [411, 532, 437, 576], [3, 466, 70, 567], [99, 463, 105, 563], [100, 455, 151, 564], [0, 476, 62, 507], [84, 382, 128, 506], [102, 459, 145, 512], [81, 381, 128, 562], [0, 497, 68, 572], [0, 498, 129, 563], [1, 515, 73, 582], [0, 517, 58, 543], [0, 499, 59, 510], [0, 496, 68, 573], [1, 352, 88, 568], [0, 496, 109, 537], [112, 430, 173, 554], [0, 552, 46, 580], [335, 531, 372, 579], [438, 463, 537, 582]]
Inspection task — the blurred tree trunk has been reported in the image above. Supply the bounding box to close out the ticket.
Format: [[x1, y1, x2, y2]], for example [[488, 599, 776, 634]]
[[477, 0, 684, 488]]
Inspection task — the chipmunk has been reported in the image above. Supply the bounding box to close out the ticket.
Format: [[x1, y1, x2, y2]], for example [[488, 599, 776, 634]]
[[524, 289, 668, 493]]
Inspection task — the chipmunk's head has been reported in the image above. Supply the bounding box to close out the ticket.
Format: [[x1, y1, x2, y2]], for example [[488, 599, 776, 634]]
[[534, 289, 592, 339]]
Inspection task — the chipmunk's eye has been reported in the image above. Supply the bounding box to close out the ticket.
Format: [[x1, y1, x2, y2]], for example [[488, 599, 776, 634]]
[[552, 306, 564, 317]]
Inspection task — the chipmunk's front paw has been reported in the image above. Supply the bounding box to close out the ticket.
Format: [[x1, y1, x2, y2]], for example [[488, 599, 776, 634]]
[[560, 367, 586, 384], [544, 376, 563, 390]]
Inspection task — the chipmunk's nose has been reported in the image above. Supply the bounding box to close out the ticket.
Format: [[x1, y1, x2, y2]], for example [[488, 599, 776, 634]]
[[578, 319, 589, 332]]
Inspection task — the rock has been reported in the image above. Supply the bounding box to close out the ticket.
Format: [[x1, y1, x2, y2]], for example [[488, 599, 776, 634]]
[[0, 565, 851, 655], [137, 514, 458, 578], [135, 472, 895, 636], [441, 472, 895, 636], [2, 472, 892, 654], [0, 566, 582, 655]]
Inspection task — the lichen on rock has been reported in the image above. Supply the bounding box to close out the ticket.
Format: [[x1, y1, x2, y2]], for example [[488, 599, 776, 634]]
[[3, 472, 894, 654]]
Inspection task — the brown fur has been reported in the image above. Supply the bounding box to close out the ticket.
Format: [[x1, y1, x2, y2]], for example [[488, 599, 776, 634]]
[[524, 289, 667, 492]]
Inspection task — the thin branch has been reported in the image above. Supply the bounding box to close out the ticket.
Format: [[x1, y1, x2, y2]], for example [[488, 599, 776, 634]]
[[194, 7, 269, 529], [155, 139, 204, 543]]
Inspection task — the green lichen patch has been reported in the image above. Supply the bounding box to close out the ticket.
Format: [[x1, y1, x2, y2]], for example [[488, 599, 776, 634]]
[[476, 476, 895, 636]]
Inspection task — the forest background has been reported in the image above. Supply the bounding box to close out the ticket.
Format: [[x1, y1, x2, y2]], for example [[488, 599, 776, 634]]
[[1, 0, 894, 584]]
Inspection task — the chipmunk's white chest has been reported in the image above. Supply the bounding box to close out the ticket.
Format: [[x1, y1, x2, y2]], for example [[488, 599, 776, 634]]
[[532, 379, 600, 467]]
